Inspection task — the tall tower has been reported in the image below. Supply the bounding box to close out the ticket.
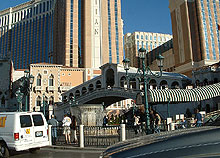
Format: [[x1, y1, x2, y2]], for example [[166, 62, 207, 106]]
[[82, 0, 124, 68], [0, 0, 124, 69], [169, 0, 220, 76]]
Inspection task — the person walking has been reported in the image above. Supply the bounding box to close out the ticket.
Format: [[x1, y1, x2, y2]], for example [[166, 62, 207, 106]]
[[195, 109, 203, 127], [48, 115, 59, 145], [149, 110, 155, 133], [103, 116, 108, 126], [70, 115, 78, 144], [134, 114, 140, 134], [154, 113, 161, 133], [62, 114, 72, 144]]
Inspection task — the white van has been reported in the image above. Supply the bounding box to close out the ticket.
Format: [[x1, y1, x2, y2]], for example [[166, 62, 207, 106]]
[[0, 112, 49, 157]]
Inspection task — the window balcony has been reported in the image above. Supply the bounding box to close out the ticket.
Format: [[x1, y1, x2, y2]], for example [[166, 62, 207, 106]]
[[47, 86, 55, 91], [35, 86, 42, 91], [60, 86, 71, 91]]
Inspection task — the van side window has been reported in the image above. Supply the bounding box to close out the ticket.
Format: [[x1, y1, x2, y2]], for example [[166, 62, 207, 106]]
[[20, 115, 32, 128], [32, 114, 44, 126]]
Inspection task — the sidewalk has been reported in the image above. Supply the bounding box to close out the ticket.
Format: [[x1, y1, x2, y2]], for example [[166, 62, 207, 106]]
[[44, 144, 106, 152]]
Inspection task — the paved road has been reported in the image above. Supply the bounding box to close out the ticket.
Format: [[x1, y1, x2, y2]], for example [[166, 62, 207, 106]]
[[102, 126, 220, 158], [10, 148, 102, 158]]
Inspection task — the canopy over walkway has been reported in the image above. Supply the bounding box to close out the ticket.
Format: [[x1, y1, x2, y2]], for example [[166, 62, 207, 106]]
[[149, 83, 220, 103]]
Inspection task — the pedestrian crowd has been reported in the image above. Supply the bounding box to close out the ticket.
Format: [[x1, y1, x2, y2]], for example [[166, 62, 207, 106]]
[[48, 113, 78, 145], [47, 107, 204, 145]]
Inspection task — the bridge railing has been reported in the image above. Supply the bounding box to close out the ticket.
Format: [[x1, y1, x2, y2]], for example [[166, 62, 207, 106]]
[[84, 126, 120, 147], [52, 121, 198, 148]]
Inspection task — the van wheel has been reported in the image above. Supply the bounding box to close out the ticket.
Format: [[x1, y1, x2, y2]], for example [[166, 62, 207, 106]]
[[29, 148, 40, 154], [0, 142, 9, 158]]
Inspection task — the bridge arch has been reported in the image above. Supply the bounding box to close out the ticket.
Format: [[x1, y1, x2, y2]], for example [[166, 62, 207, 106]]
[[160, 80, 168, 89], [120, 76, 127, 88], [75, 90, 80, 98], [171, 81, 180, 89], [82, 87, 87, 95], [105, 68, 115, 88], [129, 78, 137, 89], [96, 80, 102, 89], [69, 93, 74, 100], [149, 79, 157, 89], [88, 84, 94, 92]]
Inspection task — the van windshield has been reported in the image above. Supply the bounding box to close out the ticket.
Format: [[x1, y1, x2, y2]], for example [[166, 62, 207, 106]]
[[32, 114, 44, 126], [20, 115, 32, 128]]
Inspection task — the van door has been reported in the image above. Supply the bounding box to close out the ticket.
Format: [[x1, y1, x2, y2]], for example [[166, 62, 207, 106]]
[[32, 114, 48, 144], [19, 115, 34, 145]]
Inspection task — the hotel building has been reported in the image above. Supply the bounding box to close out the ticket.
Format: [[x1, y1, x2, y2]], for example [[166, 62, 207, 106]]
[[0, 0, 123, 69], [169, 0, 220, 77], [124, 32, 172, 68]]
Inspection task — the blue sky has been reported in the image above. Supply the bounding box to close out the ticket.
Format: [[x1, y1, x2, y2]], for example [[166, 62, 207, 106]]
[[0, 0, 172, 35]]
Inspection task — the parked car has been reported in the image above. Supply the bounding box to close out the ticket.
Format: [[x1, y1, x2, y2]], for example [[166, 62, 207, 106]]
[[100, 126, 220, 158], [0, 112, 49, 157]]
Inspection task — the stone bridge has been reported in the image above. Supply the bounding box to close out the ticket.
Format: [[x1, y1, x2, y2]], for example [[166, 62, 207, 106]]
[[55, 63, 191, 111], [54, 63, 220, 124]]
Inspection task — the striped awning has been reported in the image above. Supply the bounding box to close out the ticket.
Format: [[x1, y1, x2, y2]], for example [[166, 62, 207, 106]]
[[148, 82, 220, 103]]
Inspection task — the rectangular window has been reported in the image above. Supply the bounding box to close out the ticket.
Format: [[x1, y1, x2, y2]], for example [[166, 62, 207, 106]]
[[32, 114, 44, 126], [145, 35, 148, 40], [20, 115, 32, 128]]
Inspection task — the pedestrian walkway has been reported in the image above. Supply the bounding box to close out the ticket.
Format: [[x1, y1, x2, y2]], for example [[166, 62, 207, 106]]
[[45, 144, 106, 152]]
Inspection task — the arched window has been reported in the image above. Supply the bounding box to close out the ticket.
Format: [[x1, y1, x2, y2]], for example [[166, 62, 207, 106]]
[[36, 96, 41, 106], [171, 81, 180, 89], [82, 87, 87, 95], [37, 74, 42, 86], [149, 79, 157, 89], [160, 80, 168, 89], [96, 80, 102, 89], [88, 84, 94, 92], [69, 93, 74, 100], [129, 78, 136, 89], [120, 76, 126, 88], [49, 74, 54, 86], [75, 90, 80, 98], [106, 68, 115, 88], [40, 3, 42, 13]]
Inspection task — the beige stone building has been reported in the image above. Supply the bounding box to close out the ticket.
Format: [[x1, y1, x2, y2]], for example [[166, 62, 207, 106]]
[[169, 0, 220, 77], [124, 32, 172, 68], [29, 63, 101, 112], [148, 40, 175, 73]]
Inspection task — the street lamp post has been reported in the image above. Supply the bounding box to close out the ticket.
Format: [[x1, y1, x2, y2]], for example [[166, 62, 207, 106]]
[[15, 87, 24, 112], [24, 70, 34, 112], [43, 93, 46, 116], [122, 47, 164, 134], [15, 70, 34, 112]]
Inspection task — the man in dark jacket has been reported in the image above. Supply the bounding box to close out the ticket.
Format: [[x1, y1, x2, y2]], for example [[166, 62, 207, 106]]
[[48, 115, 59, 145]]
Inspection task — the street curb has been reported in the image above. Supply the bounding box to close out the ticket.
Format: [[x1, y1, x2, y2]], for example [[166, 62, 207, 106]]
[[44, 145, 106, 152]]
